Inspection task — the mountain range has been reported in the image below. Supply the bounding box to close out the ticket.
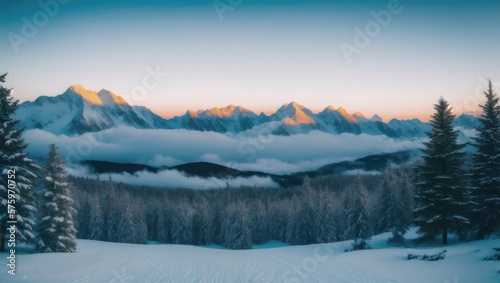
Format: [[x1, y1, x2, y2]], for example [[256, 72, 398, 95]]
[[14, 85, 479, 138]]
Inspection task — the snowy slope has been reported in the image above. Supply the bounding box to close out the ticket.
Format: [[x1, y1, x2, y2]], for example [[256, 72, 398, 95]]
[[1, 228, 498, 283], [14, 85, 170, 135]]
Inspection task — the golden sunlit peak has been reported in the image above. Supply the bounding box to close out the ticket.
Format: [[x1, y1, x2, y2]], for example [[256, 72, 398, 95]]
[[352, 112, 366, 119], [337, 107, 358, 123], [68, 84, 103, 106], [186, 110, 199, 117], [325, 105, 336, 111], [98, 89, 129, 105], [282, 101, 306, 109], [202, 105, 253, 118]]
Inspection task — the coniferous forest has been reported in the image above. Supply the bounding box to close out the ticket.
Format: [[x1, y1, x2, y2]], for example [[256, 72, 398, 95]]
[[0, 74, 499, 251]]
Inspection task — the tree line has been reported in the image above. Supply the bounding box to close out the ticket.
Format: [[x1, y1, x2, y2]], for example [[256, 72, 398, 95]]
[[1, 73, 498, 252], [70, 167, 415, 250]]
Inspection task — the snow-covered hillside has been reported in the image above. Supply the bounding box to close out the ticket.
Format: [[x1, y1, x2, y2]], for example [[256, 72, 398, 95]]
[[2, 229, 498, 283], [14, 85, 481, 137]]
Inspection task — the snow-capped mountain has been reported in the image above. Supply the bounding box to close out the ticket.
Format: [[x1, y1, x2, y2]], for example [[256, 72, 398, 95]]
[[15, 85, 481, 138], [268, 102, 324, 135], [168, 105, 259, 133], [14, 85, 170, 134]]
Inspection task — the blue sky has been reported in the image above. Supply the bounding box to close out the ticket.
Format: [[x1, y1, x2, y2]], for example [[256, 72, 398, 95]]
[[1, 0, 499, 120]]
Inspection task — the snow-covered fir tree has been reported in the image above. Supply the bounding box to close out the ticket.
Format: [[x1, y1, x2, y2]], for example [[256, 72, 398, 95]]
[[36, 144, 77, 253], [471, 79, 500, 238], [104, 176, 119, 242], [0, 73, 39, 251], [414, 98, 469, 244], [250, 199, 268, 245], [89, 195, 104, 240], [192, 198, 210, 245], [345, 173, 372, 250], [116, 193, 147, 244], [224, 201, 252, 249], [156, 204, 172, 243], [376, 166, 412, 244], [172, 203, 194, 245], [315, 191, 337, 243]]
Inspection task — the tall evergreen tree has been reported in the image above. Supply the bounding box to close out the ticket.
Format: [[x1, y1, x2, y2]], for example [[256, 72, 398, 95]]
[[116, 193, 147, 244], [36, 144, 77, 252], [315, 191, 337, 243], [471, 79, 500, 238], [224, 201, 252, 249], [414, 98, 469, 244], [0, 73, 39, 251], [377, 166, 412, 244], [345, 174, 372, 250], [89, 195, 104, 240], [171, 203, 194, 245], [104, 176, 119, 242]]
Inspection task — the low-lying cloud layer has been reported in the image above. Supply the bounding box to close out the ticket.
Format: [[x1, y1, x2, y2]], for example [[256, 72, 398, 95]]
[[24, 127, 423, 187], [66, 165, 279, 189]]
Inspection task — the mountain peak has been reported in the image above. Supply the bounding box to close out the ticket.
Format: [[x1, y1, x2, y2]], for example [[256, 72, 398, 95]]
[[98, 89, 129, 105], [371, 114, 383, 122], [275, 102, 316, 125], [353, 112, 366, 119], [325, 105, 336, 111], [67, 85, 103, 105], [337, 107, 358, 123], [282, 101, 306, 110], [200, 105, 255, 118]]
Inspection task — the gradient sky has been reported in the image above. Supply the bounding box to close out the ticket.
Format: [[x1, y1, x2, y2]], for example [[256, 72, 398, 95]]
[[1, 0, 499, 121]]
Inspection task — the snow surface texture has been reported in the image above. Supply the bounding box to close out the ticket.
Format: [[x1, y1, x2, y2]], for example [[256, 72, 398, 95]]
[[1, 229, 499, 283]]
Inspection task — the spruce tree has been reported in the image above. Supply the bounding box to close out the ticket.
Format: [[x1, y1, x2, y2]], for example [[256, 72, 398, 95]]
[[471, 79, 500, 238], [377, 166, 411, 244], [104, 176, 119, 242], [172, 203, 194, 245], [0, 74, 39, 251], [315, 191, 337, 243], [224, 201, 252, 249], [89, 195, 104, 240], [345, 174, 372, 250], [36, 144, 77, 252], [414, 98, 469, 244]]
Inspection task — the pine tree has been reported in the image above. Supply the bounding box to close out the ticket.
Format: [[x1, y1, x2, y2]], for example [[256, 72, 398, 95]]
[[192, 199, 210, 245], [315, 191, 337, 243], [345, 174, 372, 250], [116, 193, 147, 244], [172, 203, 194, 245], [471, 79, 500, 238], [36, 144, 77, 253], [377, 166, 411, 244], [0, 73, 39, 251], [250, 199, 268, 245], [76, 194, 92, 239], [89, 195, 104, 240], [156, 205, 172, 243], [224, 201, 252, 249], [414, 98, 469, 244], [104, 176, 119, 242]]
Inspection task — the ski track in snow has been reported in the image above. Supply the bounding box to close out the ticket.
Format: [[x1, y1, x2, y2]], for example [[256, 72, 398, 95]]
[[1, 232, 499, 283]]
